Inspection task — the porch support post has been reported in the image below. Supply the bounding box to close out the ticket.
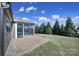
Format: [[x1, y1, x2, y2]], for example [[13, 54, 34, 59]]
[[14, 23, 17, 39], [23, 24, 24, 38]]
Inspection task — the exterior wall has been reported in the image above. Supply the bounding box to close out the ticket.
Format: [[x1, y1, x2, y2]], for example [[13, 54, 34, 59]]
[[0, 2, 13, 55], [0, 9, 1, 55], [0, 8, 4, 56], [0, 3, 1, 8], [4, 32, 11, 54], [3, 13, 12, 55]]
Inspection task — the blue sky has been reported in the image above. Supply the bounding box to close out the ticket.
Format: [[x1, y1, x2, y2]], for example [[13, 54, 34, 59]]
[[11, 2, 79, 26]]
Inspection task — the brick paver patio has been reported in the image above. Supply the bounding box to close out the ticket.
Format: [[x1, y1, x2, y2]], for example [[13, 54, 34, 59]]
[[5, 35, 49, 56]]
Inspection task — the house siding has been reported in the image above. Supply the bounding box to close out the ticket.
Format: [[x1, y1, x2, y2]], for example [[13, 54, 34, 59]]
[[0, 2, 13, 56], [0, 8, 4, 56]]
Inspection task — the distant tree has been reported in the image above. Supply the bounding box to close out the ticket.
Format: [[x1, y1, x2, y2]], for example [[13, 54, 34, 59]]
[[64, 27, 75, 37], [63, 17, 76, 37], [45, 22, 52, 34], [74, 29, 78, 37], [35, 25, 41, 33], [60, 24, 64, 35], [77, 27, 79, 37], [47, 22, 51, 28], [52, 20, 61, 35], [61, 24, 64, 31], [77, 27, 79, 30], [40, 22, 46, 34], [66, 17, 75, 30]]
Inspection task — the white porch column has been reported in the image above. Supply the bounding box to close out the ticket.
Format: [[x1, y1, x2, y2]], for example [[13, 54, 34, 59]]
[[23, 24, 24, 38], [14, 23, 17, 39]]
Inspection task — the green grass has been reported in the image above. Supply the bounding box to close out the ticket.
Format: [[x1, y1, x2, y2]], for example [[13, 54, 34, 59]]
[[24, 34, 79, 56]]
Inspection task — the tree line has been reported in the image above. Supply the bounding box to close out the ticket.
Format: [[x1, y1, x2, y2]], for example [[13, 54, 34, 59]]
[[35, 17, 79, 38]]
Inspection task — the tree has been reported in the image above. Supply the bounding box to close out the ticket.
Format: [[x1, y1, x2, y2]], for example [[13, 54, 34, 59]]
[[77, 27, 79, 30], [52, 20, 61, 35], [64, 27, 75, 37], [77, 27, 79, 37], [35, 25, 41, 33], [47, 22, 51, 28], [35, 22, 52, 34], [40, 22, 46, 34], [64, 17, 75, 37], [66, 17, 75, 30], [60, 24, 64, 35], [45, 22, 52, 34]]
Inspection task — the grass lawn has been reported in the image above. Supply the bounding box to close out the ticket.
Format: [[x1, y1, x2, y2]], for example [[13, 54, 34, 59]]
[[23, 34, 79, 56]]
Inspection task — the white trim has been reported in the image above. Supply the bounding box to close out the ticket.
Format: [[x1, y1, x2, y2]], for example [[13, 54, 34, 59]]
[[14, 23, 17, 39], [23, 24, 24, 38]]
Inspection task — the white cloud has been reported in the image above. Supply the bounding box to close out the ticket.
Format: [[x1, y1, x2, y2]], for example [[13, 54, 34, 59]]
[[26, 6, 37, 11], [38, 17, 50, 22], [33, 8, 37, 10], [34, 21, 38, 24], [52, 15, 66, 22], [50, 21, 55, 27], [35, 16, 51, 26], [19, 6, 37, 13], [34, 17, 38, 18], [52, 15, 60, 19], [15, 17, 19, 19], [72, 16, 79, 25], [52, 15, 67, 26], [41, 10, 45, 14], [19, 6, 24, 11], [59, 18, 67, 25], [26, 10, 30, 13], [34, 16, 66, 26], [74, 16, 79, 19], [59, 18, 66, 21], [72, 16, 79, 22], [25, 6, 37, 13], [22, 17, 31, 21]]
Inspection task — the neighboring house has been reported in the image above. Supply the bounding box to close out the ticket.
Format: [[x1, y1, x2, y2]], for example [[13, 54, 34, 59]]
[[0, 2, 14, 55]]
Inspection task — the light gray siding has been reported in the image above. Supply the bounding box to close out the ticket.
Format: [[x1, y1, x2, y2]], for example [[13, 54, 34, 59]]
[[4, 32, 11, 54], [0, 9, 4, 56]]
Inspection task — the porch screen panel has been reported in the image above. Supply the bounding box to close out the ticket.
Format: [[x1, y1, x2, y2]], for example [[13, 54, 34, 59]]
[[24, 24, 33, 35], [17, 23, 23, 38]]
